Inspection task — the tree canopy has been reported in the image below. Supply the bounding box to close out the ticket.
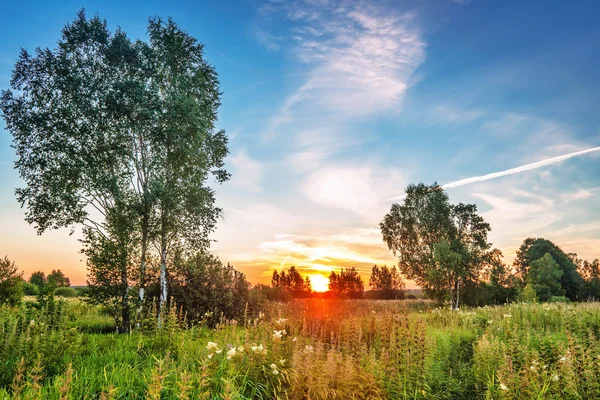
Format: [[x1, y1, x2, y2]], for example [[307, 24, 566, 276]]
[[380, 183, 494, 308], [514, 238, 583, 301]]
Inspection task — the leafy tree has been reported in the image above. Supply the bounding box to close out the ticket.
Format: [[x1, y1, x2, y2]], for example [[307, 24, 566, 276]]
[[1, 11, 229, 325], [47, 269, 71, 287], [380, 183, 492, 308], [0, 256, 24, 306], [527, 253, 564, 302], [369, 265, 405, 299], [54, 287, 77, 298], [579, 258, 600, 301], [22, 281, 40, 296], [329, 268, 364, 299], [140, 17, 230, 313], [514, 238, 583, 301], [481, 248, 518, 305], [29, 271, 47, 289], [522, 283, 537, 303], [1, 11, 142, 330], [169, 252, 250, 326], [272, 266, 312, 298], [84, 202, 138, 332]]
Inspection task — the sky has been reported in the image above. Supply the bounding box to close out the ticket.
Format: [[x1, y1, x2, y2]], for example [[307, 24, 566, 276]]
[[1, 0, 599, 288]]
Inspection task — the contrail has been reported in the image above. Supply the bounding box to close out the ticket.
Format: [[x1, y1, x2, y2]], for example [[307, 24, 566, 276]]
[[385, 146, 600, 202]]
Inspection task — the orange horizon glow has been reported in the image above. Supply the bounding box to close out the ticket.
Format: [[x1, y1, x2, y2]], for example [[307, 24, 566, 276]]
[[308, 273, 330, 292]]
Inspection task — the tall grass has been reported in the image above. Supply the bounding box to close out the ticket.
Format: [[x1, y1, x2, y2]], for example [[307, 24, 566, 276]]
[[1, 299, 600, 398]]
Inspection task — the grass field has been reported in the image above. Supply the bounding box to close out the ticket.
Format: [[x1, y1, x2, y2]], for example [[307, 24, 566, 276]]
[[1, 298, 600, 399]]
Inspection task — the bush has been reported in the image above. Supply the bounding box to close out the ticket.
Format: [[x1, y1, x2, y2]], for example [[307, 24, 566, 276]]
[[0, 256, 24, 306], [55, 287, 77, 298], [23, 281, 40, 296], [548, 296, 570, 303]]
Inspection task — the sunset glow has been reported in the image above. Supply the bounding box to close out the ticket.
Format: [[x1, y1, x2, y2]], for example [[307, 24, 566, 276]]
[[308, 274, 329, 292]]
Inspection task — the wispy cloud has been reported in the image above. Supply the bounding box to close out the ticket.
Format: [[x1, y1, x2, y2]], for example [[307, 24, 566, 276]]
[[256, 0, 426, 169], [302, 163, 405, 219], [227, 150, 265, 192], [386, 146, 600, 201]]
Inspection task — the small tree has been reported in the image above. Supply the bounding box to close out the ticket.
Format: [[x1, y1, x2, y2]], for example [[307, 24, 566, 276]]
[[29, 271, 46, 289], [0, 256, 24, 306], [169, 252, 250, 326], [369, 265, 405, 299], [271, 266, 312, 298], [380, 183, 491, 309], [47, 269, 71, 287], [527, 253, 564, 302], [329, 268, 364, 299], [579, 259, 600, 301]]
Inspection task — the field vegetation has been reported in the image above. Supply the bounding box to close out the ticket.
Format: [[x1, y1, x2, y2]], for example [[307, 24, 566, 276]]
[[2, 298, 600, 399]]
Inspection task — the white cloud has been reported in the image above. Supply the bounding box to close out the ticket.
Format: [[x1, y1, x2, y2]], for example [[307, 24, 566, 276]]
[[302, 164, 405, 218], [257, 0, 426, 171], [228, 150, 264, 192]]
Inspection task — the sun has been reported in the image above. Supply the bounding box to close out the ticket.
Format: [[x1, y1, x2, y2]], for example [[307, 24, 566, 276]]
[[308, 274, 329, 292]]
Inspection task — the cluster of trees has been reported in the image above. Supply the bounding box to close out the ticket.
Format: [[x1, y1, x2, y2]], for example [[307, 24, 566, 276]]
[[0, 257, 76, 306], [272, 267, 312, 298], [267, 265, 406, 300], [380, 183, 600, 307], [25, 270, 72, 295], [1, 12, 229, 331]]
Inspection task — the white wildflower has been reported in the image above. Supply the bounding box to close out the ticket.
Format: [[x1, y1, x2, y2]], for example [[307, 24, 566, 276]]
[[207, 341, 218, 351], [292, 337, 297, 342], [227, 348, 236, 359], [500, 383, 508, 391], [208, 354, 213, 359], [270, 363, 279, 375], [215, 349, 222, 354], [304, 345, 314, 353], [559, 356, 567, 363], [273, 330, 286, 340], [280, 359, 286, 366], [237, 346, 245, 353], [274, 318, 287, 325], [552, 374, 559, 382]]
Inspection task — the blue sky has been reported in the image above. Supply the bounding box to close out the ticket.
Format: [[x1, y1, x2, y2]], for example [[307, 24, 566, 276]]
[[1, 0, 599, 286]]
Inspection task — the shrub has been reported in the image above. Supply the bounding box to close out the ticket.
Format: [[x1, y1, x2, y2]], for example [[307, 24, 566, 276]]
[[23, 281, 40, 296], [0, 256, 24, 306], [55, 287, 77, 298]]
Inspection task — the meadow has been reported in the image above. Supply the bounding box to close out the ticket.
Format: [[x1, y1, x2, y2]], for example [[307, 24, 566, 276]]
[[1, 298, 600, 399]]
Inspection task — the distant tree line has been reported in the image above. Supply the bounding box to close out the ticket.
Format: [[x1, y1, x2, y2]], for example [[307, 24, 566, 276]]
[[380, 182, 600, 308]]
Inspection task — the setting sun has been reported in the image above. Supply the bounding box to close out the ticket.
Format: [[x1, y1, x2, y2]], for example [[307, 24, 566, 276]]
[[308, 274, 329, 292]]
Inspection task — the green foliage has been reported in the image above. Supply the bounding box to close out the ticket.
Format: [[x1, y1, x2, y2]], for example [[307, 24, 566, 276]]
[[528, 253, 565, 302], [0, 256, 23, 306], [1, 10, 230, 329], [22, 281, 40, 296], [28, 271, 46, 289], [522, 283, 538, 303], [514, 238, 583, 301], [54, 287, 77, 298], [578, 258, 600, 301], [380, 183, 495, 309], [47, 269, 71, 287], [329, 267, 364, 299], [368, 265, 405, 299], [169, 252, 251, 326], [1, 300, 600, 398]]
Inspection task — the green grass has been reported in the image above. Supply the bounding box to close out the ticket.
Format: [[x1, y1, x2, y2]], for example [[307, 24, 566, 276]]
[[1, 299, 600, 399]]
